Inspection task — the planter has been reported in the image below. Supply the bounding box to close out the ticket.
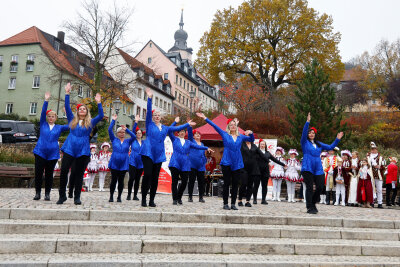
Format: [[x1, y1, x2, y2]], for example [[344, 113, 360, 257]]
[[10, 61, 18, 66], [26, 60, 35, 65]]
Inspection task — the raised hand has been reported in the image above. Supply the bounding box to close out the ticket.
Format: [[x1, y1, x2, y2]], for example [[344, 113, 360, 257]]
[[196, 112, 206, 120], [175, 117, 180, 123], [233, 118, 239, 126], [307, 112, 311, 122], [337, 132, 344, 140], [112, 114, 118, 121], [65, 83, 71, 94], [135, 114, 140, 123], [207, 148, 214, 153], [188, 120, 197, 127], [95, 93, 101, 103], [145, 87, 153, 98], [121, 125, 127, 130], [245, 130, 253, 135], [45, 92, 51, 101]]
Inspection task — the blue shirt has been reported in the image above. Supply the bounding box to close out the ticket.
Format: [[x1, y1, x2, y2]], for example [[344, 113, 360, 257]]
[[205, 118, 254, 171], [108, 120, 136, 171], [61, 100, 104, 158], [168, 127, 208, 172], [33, 96, 71, 160], [139, 97, 190, 163], [187, 126, 207, 171], [300, 121, 340, 175], [129, 122, 144, 169]]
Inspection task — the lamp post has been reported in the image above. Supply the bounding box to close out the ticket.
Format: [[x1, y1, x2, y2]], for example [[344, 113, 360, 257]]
[[112, 97, 122, 131], [189, 89, 195, 117]]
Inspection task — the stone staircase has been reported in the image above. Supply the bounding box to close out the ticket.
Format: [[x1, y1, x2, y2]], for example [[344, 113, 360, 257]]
[[0, 207, 400, 266]]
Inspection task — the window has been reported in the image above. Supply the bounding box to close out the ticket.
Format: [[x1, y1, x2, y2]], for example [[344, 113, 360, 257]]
[[29, 102, 38, 115], [8, 77, 16, 89], [71, 50, 76, 59], [86, 58, 91, 66], [137, 88, 142, 98], [149, 76, 154, 84], [164, 101, 167, 110], [179, 94, 181, 102], [155, 97, 158, 107], [139, 70, 144, 77], [86, 88, 91, 98], [176, 59, 180, 66], [143, 93, 146, 101], [27, 54, 35, 61], [186, 98, 188, 107], [0, 122, 12, 131], [194, 88, 197, 95], [137, 106, 141, 116], [78, 85, 83, 97], [175, 91, 177, 98], [148, 57, 152, 64], [32, 76, 40, 88], [54, 41, 60, 52], [0, 55, 3, 73], [158, 81, 162, 90], [182, 96, 185, 104], [79, 65, 84, 76], [142, 109, 146, 119], [175, 75, 178, 83], [164, 73, 168, 80], [184, 80, 186, 89], [191, 85, 193, 92], [5, 103, 13, 114], [168, 103, 171, 113], [10, 55, 18, 72], [184, 66, 188, 73], [179, 78, 182, 86], [27, 54, 35, 71], [123, 104, 127, 114], [149, 43, 152, 48], [187, 83, 189, 90]]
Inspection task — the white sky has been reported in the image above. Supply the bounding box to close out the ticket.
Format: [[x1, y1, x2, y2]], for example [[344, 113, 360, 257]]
[[1, 0, 399, 62]]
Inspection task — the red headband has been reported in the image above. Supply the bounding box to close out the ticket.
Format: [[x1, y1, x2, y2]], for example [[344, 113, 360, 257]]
[[310, 127, 317, 134], [193, 130, 200, 135], [46, 109, 52, 115], [76, 104, 82, 111], [152, 109, 155, 114], [259, 139, 265, 144], [227, 118, 233, 124], [135, 127, 140, 132]]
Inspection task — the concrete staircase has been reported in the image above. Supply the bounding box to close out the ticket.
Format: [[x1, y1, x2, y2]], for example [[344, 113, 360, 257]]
[[0, 208, 400, 266]]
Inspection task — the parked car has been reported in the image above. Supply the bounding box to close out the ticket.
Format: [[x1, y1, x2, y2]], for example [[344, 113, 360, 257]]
[[0, 120, 37, 143]]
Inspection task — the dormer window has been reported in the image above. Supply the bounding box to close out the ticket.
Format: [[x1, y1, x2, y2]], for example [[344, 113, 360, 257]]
[[79, 65, 84, 76], [149, 75, 154, 84], [86, 58, 91, 66], [71, 51, 76, 59], [184, 66, 188, 73], [139, 70, 144, 77], [158, 81, 162, 90], [54, 41, 60, 52], [148, 57, 152, 64], [176, 59, 180, 67]]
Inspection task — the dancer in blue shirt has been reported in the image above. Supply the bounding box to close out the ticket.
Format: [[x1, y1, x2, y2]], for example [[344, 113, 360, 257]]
[[196, 113, 254, 210], [301, 112, 343, 214], [33, 89, 71, 201], [108, 114, 136, 202], [140, 88, 196, 207], [57, 83, 104, 205], [127, 115, 145, 201]]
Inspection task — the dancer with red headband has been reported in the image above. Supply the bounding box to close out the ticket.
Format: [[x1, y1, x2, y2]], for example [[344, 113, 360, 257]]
[[139, 88, 195, 207], [196, 113, 254, 210], [32, 88, 72, 201], [56, 83, 104, 205], [301, 112, 343, 214]]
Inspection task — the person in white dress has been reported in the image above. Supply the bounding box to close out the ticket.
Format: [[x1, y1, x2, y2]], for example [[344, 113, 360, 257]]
[[319, 151, 328, 204], [86, 144, 99, 191], [348, 151, 360, 206], [270, 147, 287, 201], [285, 149, 301, 203], [98, 142, 111, 192]]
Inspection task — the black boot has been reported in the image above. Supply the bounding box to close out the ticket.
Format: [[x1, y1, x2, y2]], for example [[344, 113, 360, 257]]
[[326, 191, 331, 205], [188, 196, 193, 202], [126, 193, 131, 200], [199, 197, 205, 203], [68, 191, 73, 199], [261, 199, 268, 205], [33, 191, 41, 200], [109, 194, 114, 202], [44, 192, 50, 201], [141, 196, 147, 207], [149, 200, 156, 207], [56, 192, 67, 205], [133, 195, 139, 201], [117, 193, 122, 202], [74, 192, 81, 205]]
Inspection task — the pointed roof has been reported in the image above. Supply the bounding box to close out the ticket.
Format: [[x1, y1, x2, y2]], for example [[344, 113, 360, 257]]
[[117, 47, 155, 76], [193, 114, 245, 141], [0, 26, 41, 46]]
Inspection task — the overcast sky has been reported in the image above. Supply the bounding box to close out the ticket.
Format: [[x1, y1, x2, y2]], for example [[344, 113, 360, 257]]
[[1, 0, 399, 63]]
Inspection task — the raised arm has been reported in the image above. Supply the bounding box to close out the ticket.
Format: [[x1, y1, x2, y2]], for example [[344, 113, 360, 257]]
[[131, 114, 139, 132], [64, 83, 74, 123], [188, 126, 194, 142], [189, 141, 208, 151], [145, 88, 153, 129], [270, 153, 286, 167], [40, 92, 50, 125], [301, 112, 311, 145], [108, 119, 116, 142], [125, 127, 136, 144], [167, 129, 177, 142], [205, 118, 225, 136], [242, 131, 255, 143], [168, 123, 190, 134], [91, 93, 104, 127], [319, 138, 341, 151]]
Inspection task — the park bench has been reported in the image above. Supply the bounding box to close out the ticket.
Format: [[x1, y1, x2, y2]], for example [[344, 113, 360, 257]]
[[0, 166, 34, 188]]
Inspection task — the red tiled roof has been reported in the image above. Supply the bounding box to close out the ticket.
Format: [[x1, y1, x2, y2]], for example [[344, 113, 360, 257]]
[[163, 79, 171, 85], [121, 94, 134, 103], [0, 26, 41, 46], [117, 48, 155, 76]]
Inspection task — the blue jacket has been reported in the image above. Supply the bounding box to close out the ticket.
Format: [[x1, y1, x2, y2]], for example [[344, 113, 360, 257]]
[[61, 100, 104, 158], [108, 120, 136, 171], [168, 127, 208, 172], [205, 118, 254, 171], [129, 122, 144, 169], [33, 96, 71, 160], [188, 126, 207, 171], [301, 121, 340, 175], [139, 97, 190, 163]]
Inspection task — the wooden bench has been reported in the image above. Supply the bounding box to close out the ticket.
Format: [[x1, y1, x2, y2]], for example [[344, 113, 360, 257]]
[[0, 166, 34, 188]]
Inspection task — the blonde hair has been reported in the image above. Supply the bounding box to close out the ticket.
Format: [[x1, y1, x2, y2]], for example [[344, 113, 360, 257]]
[[225, 122, 239, 136], [70, 104, 92, 129]]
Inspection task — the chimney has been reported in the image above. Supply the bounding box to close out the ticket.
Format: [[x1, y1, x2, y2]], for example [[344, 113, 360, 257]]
[[57, 31, 65, 43]]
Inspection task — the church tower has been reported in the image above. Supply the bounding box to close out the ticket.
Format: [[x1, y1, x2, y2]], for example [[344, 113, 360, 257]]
[[168, 9, 193, 63]]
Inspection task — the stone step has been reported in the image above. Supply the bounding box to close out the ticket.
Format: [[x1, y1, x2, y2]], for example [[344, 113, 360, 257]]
[[0, 220, 399, 241], [1, 208, 399, 229], [1, 253, 400, 267], [0, 234, 400, 256]]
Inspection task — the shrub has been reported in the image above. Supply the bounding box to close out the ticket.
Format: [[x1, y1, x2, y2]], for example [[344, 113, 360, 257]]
[[0, 146, 35, 164]]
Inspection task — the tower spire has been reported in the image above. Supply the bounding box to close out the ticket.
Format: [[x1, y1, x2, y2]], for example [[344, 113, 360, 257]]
[[179, 9, 184, 29]]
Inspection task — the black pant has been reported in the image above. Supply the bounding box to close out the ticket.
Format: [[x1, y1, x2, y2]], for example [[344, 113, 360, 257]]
[[253, 172, 269, 201], [110, 169, 126, 197], [128, 165, 143, 197], [301, 171, 324, 210], [34, 155, 57, 194], [221, 165, 242, 205], [141, 156, 162, 202], [170, 167, 189, 201], [386, 184, 397, 205], [239, 172, 256, 202], [59, 153, 90, 199], [68, 156, 90, 196], [188, 168, 205, 198]]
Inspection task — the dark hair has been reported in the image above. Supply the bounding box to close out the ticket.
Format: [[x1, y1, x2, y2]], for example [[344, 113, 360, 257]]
[[307, 129, 321, 147]]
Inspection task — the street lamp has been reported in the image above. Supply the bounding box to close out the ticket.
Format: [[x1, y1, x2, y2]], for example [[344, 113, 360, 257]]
[[113, 97, 122, 130], [189, 89, 195, 116]]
